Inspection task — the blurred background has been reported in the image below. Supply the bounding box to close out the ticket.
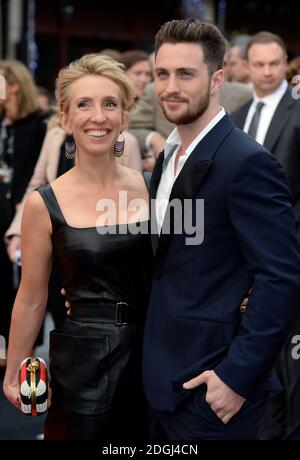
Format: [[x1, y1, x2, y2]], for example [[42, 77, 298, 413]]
[[1, 0, 300, 94]]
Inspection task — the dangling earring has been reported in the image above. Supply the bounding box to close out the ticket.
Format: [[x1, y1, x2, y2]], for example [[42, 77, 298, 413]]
[[113, 132, 125, 158], [65, 134, 76, 159]]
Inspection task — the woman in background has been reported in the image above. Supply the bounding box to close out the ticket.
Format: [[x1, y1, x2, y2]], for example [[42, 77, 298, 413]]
[[121, 50, 152, 99], [0, 60, 47, 365], [121, 51, 153, 173]]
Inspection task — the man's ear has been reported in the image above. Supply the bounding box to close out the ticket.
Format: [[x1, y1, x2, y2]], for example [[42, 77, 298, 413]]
[[211, 69, 224, 93], [121, 110, 129, 131]]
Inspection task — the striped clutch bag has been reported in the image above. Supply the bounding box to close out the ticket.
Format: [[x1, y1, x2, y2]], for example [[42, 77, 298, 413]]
[[20, 357, 48, 416]]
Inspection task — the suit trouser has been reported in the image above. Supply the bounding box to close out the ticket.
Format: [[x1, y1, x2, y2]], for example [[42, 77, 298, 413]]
[[148, 386, 267, 441]]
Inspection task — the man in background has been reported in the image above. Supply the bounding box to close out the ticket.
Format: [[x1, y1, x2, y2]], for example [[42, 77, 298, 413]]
[[231, 31, 300, 440]]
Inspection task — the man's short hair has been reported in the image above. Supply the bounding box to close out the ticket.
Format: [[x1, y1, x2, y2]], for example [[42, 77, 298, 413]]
[[246, 31, 287, 59], [230, 35, 252, 60], [154, 18, 226, 75]]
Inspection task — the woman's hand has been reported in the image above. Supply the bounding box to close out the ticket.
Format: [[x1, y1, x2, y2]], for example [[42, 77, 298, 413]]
[[4, 378, 52, 413], [3, 379, 21, 411], [7, 236, 21, 264], [240, 288, 252, 313], [61, 288, 72, 316]]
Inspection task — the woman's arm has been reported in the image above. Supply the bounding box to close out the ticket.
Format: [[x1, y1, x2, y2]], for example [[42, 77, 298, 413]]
[[3, 190, 53, 409]]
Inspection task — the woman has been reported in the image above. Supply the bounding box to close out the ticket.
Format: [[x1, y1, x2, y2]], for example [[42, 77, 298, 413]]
[[4, 115, 142, 330], [3, 54, 152, 440], [121, 51, 154, 172], [121, 50, 152, 100], [5, 114, 143, 263], [0, 60, 47, 362]]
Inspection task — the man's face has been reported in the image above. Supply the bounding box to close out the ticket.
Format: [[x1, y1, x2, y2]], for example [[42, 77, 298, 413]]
[[229, 46, 249, 83], [247, 42, 287, 97], [154, 43, 211, 125]]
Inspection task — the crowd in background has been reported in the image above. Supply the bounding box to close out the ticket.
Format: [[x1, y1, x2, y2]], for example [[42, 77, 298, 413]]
[[1, 29, 300, 440]]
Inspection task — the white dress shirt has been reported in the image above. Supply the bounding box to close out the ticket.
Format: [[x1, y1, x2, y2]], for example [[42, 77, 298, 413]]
[[243, 80, 288, 145], [155, 108, 226, 232]]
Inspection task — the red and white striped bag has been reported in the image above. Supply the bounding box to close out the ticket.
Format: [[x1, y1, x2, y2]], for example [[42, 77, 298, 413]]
[[20, 357, 48, 416]]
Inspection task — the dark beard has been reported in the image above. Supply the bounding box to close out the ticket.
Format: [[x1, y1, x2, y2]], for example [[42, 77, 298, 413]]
[[161, 90, 210, 125]]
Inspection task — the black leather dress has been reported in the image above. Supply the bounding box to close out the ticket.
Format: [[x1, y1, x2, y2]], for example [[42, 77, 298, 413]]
[[37, 185, 152, 440]]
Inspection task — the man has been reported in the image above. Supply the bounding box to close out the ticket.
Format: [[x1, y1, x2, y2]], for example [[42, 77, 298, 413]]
[[231, 32, 300, 239], [229, 35, 251, 84], [142, 19, 300, 440], [231, 31, 300, 440]]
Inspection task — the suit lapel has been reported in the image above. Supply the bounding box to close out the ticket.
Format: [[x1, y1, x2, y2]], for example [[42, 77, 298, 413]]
[[153, 114, 235, 257], [149, 152, 164, 254], [169, 157, 212, 204], [263, 89, 295, 152], [149, 151, 164, 201]]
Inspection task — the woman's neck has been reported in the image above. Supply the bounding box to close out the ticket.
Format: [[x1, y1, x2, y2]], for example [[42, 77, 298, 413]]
[[72, 153, 118, 190]]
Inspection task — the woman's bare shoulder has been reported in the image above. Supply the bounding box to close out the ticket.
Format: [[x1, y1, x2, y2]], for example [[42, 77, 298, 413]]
[[49, 168, 74, 191], [118, 164, 143, 181], [25, 189, 47, 212], [22, 190, 52, 233], [118, 165, 148, 193]]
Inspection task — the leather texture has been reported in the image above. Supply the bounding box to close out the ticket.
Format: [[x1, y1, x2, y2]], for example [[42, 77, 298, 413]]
[[37, 184, 152, 440]]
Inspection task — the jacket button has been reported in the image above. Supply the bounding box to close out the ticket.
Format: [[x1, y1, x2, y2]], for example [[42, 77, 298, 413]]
[[5, 191, 11, 199]]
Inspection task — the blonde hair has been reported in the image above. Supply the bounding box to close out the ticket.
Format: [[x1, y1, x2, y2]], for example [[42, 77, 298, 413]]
[[56, 53, 135, 113], [0, 59, 39, 120], [46, 110, 60, 130]]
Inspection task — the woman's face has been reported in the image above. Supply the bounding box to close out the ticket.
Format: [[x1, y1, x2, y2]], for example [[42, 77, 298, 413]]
[[0, 67, 19, 112], [62, 74, 128, 157], [0, 68, 5, 107], [127, 60, 152, 98]]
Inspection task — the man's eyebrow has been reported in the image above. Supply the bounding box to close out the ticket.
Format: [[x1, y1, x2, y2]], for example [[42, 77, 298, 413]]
[[155, 67, 198, 73], [176, 67, 197, 72], [155, 67, 168, 72], [252, 59, 282, 64]]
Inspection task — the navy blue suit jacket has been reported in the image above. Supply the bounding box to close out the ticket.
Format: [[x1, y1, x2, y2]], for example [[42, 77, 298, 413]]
[[143, 114, 300, 412]]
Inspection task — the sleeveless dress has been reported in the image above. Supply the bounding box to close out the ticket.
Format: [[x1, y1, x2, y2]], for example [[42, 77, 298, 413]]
[[36, 184, 152, 440]]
